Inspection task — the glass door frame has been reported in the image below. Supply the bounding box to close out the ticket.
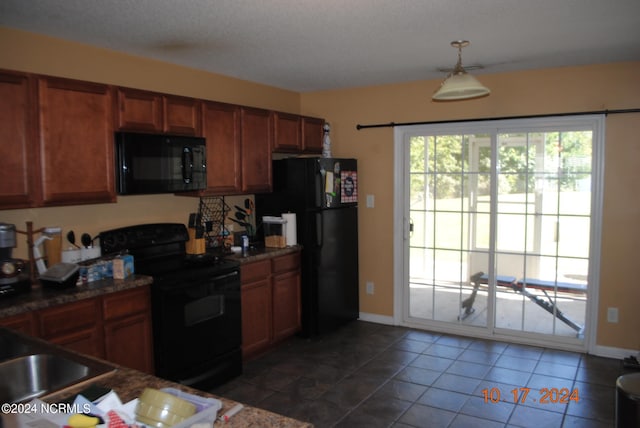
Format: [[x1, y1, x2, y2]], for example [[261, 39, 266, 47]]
[[392, 115, 604, 353]]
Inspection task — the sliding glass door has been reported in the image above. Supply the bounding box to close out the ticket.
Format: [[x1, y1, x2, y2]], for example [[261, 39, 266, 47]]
[[398, 116, 603, 349]]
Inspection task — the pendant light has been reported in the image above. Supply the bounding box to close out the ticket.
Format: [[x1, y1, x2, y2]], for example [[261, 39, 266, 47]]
[[432, 40, 490, 101]]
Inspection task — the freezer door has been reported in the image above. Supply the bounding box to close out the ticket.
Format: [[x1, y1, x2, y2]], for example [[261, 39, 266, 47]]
[[315, 158, 358, 209], [314, 206, 359, 334]]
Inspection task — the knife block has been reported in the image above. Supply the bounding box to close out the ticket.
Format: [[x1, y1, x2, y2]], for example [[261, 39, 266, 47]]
[[186, 228, 206, 255]]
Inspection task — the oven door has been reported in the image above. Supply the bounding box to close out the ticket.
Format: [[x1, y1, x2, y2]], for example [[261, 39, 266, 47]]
[[151, 268, 241, 384]]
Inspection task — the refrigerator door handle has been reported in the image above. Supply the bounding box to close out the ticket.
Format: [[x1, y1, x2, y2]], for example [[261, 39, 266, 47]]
[[315, 169, 323, 207], [316, 212, 323, 247]]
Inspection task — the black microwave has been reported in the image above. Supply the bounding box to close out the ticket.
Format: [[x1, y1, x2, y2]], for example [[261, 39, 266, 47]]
[[115, 132, 207, 195]]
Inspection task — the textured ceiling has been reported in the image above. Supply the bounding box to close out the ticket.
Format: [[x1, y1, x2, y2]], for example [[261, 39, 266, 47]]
[[1, 0, 639, 92]]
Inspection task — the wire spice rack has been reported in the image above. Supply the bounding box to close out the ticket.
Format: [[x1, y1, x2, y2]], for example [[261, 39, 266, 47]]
[[197, 196, 231, 249]]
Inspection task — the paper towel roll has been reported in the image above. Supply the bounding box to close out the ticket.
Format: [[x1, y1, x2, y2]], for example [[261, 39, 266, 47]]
[[282, 213, 297, 246]]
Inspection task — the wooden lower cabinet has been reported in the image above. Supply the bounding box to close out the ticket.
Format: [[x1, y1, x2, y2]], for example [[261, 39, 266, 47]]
[[0, 311, 36, 336], [37, 298, 104, 358], [104, 312, 153, 373], [241, 277, 272, 358], [241, 252, 301, 360], [0, 285, 153, 372], [103, 286, 154, 373], [272, 269, 301, 342]]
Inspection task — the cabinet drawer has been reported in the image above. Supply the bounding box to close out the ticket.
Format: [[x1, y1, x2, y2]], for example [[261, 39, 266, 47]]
[[271, 252, 300, 274], [241, 259, 271, 283], [103, 286, 150, 321], [0, 312, 36, 336], [38, 298, 100, 338]]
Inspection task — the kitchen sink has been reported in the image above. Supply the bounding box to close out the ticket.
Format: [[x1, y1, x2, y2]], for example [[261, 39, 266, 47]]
[[0, 333, 35, 361], [0, 353, 112, 403], [0, 328, 116, 403]]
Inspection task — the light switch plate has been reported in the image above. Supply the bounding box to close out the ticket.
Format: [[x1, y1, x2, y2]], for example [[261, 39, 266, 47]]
[[366, 194, 375, 208]]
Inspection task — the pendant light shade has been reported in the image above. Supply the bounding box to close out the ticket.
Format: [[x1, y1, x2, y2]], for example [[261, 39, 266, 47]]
[[433, 40, 490, 101]]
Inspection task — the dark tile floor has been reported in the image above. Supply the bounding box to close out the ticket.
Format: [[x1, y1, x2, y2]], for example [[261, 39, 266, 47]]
[[212, 321, 633, 427]]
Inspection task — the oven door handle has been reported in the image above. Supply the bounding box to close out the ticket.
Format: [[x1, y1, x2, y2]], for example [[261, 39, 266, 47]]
[[213, 271, 239, 281]]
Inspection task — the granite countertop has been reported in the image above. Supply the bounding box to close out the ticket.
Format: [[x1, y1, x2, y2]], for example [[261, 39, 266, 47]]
[[0, 275, 154, 318], [226, 245, 301, 264], [0, 245, 301, 318], [46, 366, 312, 428]]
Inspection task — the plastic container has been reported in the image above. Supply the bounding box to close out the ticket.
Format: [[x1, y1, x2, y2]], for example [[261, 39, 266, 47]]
[[262, 216, 287, 248], [135, 388, 196, 428], [160, 388, 222, 428]]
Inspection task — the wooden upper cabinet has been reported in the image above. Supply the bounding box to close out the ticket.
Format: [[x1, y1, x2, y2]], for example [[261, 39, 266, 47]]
[[38, 76, 116, 206], [199, 101, 242, 195], [240, 107, 272, 193], [302, 116, 324, 153], [116, 88, 201, 136], [273, 112, 301, 152], [0, 71, 40, 209], [164, 95, 202, 136], [116, 88, 163, 132]]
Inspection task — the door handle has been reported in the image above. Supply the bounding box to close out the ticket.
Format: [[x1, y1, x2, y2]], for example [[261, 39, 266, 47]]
[[405, 217, 414, 240], [182, 147, 194, 184]]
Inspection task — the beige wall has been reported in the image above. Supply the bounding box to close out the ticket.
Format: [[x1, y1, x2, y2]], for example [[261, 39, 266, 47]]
[[1, 27, 639, 351], [300, 62, 640, 351]]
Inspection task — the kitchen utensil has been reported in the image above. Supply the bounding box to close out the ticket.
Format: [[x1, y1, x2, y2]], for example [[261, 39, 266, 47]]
[[234, 205, 248, 214], [188, 213, 202, 228], [229, 217, 249, 228], [67, 231, 80, 249], [235, 211, 247, 220], [81, 233, 92, 248], [244, 198, 254, 211]]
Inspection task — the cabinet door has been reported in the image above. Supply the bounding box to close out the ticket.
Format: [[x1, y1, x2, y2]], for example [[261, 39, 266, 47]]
[[37, 298, 104, 358], [302, 116, 324, 153], [103, 286, 153, 373], [38, 77, 116, 206], [241, 260, 272, 359], [240, 107, 272, 193], [272, 269, 301, 342], [104, 313, 153, 373], [164, 96, 201, 136], [116, 88, 163, 132], [241, 278, 272, 359], [0, 312, 36, 336], [0, 71, 40, 209], [273, 112, 301, 152], [201, 101, 242, 194]]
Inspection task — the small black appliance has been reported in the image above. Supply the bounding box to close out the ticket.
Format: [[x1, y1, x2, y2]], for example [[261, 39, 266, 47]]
[[115, 132, 207, 195], [0, 223, 30, 298]]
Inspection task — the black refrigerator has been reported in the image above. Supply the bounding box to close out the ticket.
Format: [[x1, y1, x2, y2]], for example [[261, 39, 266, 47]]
[[256, 157, 359, 337]]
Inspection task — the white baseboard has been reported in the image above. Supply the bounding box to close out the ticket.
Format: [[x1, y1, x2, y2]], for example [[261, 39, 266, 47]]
[[593, 344, 639, 360], [359, 312, 395, 326], [358, 312, 638, 360]]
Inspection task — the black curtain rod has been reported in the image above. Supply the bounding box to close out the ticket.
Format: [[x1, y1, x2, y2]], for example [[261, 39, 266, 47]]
[[355, 108, 640, 130]]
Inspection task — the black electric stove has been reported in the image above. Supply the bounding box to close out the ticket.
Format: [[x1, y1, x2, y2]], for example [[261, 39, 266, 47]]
[[99, 223, 242, 390]]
